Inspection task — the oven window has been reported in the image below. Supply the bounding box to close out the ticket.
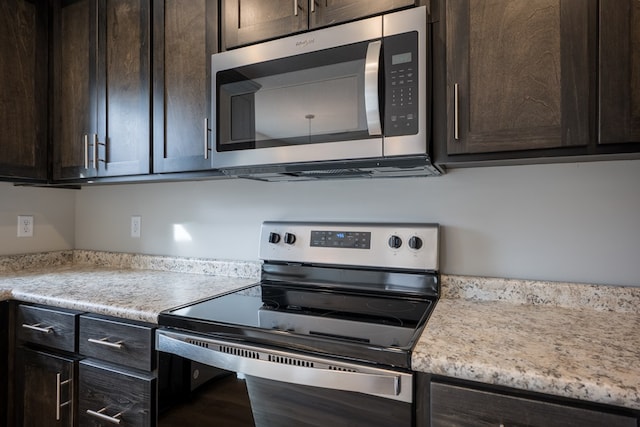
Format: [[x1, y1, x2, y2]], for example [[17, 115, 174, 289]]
[[217, 40, 376, 151]]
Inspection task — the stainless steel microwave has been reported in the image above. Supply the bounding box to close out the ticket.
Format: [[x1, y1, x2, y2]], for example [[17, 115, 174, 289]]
[[211, 6, 440, 180]]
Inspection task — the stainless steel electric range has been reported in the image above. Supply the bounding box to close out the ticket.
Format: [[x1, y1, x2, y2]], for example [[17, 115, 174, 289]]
[[157, 221, 439, 426]]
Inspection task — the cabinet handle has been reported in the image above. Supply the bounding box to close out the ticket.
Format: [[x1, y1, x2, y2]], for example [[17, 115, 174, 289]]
[[88, 337, 124, 349], [86, 408, 123, 425], [204, 118, 211, 160], [84, 134, 90, 169], [21, 323, 53, 334], [454, 83, 460, 140], [293, 0, 298, 16], [55, 373, 72, 421], [311, 0, 316, 13], [93, 134, 106, 168]]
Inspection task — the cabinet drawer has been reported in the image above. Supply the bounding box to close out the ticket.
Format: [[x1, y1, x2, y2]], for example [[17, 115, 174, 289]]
[[78, 359, 155, 427], [79, 314, 155, 371], [17, 304, 81, 352], [430, 382, 637, 427]]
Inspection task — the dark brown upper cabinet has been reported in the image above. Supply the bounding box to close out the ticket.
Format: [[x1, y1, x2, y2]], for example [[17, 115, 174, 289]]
[[0, 0, 48, 182], [599, 0, 640, 145], [153, 0, 218, 173], [52, 0, 95, 180], [53, 0, 150, 181], [441, 0, 596, 157], [222, 0, 416, 50], [310, 0, 415, 30]]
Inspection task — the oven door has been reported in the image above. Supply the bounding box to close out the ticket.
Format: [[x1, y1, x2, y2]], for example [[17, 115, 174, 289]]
[[157, 329, 414, 427]]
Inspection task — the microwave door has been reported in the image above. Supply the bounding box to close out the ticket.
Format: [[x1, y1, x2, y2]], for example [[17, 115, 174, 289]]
[[213, 39, 384, 169]]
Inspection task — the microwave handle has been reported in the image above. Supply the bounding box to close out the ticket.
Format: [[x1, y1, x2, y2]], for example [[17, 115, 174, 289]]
[[364, 40, 382, 136]]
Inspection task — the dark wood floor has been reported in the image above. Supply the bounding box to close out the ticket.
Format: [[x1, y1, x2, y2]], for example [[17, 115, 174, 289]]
[[159, 375, 256, 427]]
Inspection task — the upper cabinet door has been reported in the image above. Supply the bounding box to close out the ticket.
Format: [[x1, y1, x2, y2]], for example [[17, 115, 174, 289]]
[[222, 0, 308, 49], [153, 0, 217, 173], [53, 0, 97, 181], [0, 0, 48, 181], [95, 0, 151, 177], [599, 0, 640, 145], [310, 0, 415, 29], [446, 0, 595, 155]]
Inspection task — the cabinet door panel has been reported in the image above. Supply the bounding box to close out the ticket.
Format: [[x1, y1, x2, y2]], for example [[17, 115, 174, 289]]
[[17, 348, 78, 427], [599, 0, 640, 144], [430, 382, 637, 427], [0, 0, 47, 181], [446, 0, 594, 155], [311, 0, 415, 29], [96, 0, 150, 177], [78, 360, 155, 427], [153, 0, 217, 173], [222, 0, 307, 49], [0, 303, 7, 425], [53, 0, 97, 180]]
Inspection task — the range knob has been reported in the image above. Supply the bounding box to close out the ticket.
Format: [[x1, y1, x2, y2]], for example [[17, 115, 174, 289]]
[[408, 236, 423, 250], [388, 235, 402, 249], [268, 232, 281, 244], [284, 232, 296, 245]]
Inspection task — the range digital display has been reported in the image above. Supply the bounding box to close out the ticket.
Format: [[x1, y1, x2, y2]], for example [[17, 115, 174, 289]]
[[310, 230, 371, 249]]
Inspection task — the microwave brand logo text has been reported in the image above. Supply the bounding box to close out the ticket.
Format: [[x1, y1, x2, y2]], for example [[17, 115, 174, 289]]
[[295, 38, 315, 48]]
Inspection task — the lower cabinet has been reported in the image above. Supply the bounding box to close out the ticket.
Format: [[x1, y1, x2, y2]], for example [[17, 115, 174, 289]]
[[0, 301, 8, 426], [16, 347, 80, 427], [78, 359, 155, 426], [13, 303, 157, 427], [77, 313, 157, 426], [428, 379, 638, 427]]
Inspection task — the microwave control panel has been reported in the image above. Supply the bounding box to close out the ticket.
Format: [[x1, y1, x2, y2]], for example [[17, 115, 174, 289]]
[[384, 32, 419, 137]]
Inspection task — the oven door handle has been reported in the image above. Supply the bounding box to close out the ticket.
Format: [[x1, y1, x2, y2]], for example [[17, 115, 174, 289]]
[[156, 330, 412, 403], [364, 40, 382, 136]]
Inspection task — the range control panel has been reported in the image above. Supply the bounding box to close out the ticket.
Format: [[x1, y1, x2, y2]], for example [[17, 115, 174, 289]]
[[260, 221, 439, 271]]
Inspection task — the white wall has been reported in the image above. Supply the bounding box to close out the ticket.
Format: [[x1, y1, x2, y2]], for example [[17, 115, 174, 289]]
[[74, 159, 640, 287], [0, 183, 75, 255]]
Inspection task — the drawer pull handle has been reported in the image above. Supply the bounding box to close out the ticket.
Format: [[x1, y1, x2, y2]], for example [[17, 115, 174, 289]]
[[56, 373, 72, 421], [88, 337, 124, 349], [454, 83, 460, 140], [86, 408, 122, 425], [22, 323, 54, 334]]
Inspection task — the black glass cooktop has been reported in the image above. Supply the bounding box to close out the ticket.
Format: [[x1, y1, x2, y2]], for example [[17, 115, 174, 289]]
[[160, 283, 435, 366]]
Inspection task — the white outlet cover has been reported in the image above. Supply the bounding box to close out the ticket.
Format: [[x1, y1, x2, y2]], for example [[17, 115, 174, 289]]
[[18, 215, 34, 237], [131, 216, 141, 238]]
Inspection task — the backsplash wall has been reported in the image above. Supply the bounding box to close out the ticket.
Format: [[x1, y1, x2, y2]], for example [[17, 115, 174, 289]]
[[0, 183, 75, 255], [74, 159, 640, 287]]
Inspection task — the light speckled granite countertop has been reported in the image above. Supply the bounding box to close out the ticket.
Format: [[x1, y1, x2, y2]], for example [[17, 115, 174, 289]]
[[1, 251, 638, 411], [3, 266, 256, 323], [0, 251, 259, 323], [413, 275, 640, 411]]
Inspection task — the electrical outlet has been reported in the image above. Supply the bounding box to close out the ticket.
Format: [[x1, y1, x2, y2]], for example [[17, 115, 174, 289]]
[[18, 215, 34, 237], [131, 216, 141, 238]]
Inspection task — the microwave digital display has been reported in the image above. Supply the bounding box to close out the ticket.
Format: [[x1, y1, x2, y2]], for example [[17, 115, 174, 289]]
[[392, 52, 412, 65]]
